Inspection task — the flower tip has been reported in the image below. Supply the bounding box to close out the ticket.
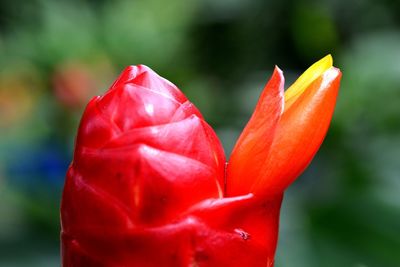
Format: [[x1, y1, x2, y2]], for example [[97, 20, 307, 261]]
[[272, 66, 284, 84], [111, 64, 155, 89], [273, 65, 283, 74], [319, 66, 342, 91], [326, 65, 341, 76], [283, 54, 335, 108], [322, 54, 333, 65], [324, 66, 341, 80]]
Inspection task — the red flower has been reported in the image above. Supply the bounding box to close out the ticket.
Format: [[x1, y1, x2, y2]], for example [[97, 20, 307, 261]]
[[61, 56, 341, 267]]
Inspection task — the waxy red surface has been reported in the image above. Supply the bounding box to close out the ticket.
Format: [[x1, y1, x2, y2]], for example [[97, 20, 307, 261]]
[[61, 63, 341, 266]]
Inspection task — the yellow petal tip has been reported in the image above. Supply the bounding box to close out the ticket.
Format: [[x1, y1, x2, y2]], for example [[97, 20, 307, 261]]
[[284, 54, 334, 107], [321, 54, 333, 66]]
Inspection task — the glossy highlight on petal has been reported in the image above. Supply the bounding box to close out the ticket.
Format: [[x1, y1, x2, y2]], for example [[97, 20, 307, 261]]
[[62, 65, 229, 266], [228, 55, 341, 197], [227, 67, 284, 196], [61, 57, 341, 267], [284, 54, 333, 110], [251, 67, 341, 196]]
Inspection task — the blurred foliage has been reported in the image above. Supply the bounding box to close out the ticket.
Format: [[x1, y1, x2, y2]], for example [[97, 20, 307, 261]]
[[1, 0, 400, 266]]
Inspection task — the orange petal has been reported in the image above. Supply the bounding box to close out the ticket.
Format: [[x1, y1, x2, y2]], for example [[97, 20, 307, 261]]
[[227, 67, 284, 196], [284, 55, 333, 110], [251, 67, 342, 196]]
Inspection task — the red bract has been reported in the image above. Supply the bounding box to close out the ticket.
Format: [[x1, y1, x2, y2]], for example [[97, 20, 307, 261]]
[[61, 56, 341, 267]]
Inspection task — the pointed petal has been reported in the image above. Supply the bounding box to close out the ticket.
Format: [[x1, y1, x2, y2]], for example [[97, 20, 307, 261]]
[[65, 64, 226, 230], [132, 144, 222, 224], [252, 67, 342, 196], [61, 166, 135, 233], [284, 55, 333, 110], [111, 65, 188, 103], [227, 67, 284, 196], [102, 115, 225, 188]]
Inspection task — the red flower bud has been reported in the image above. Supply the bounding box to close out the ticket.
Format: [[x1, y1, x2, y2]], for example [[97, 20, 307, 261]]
[[61, 57, 341, 266]]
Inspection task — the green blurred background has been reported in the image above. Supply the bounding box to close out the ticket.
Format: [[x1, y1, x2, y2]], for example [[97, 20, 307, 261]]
[[1, 0, 400, 266]]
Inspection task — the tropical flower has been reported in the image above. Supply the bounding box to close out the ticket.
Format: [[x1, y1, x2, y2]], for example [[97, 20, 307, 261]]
[[61, 55, 341, 267], [228, 55, 341, 197]]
